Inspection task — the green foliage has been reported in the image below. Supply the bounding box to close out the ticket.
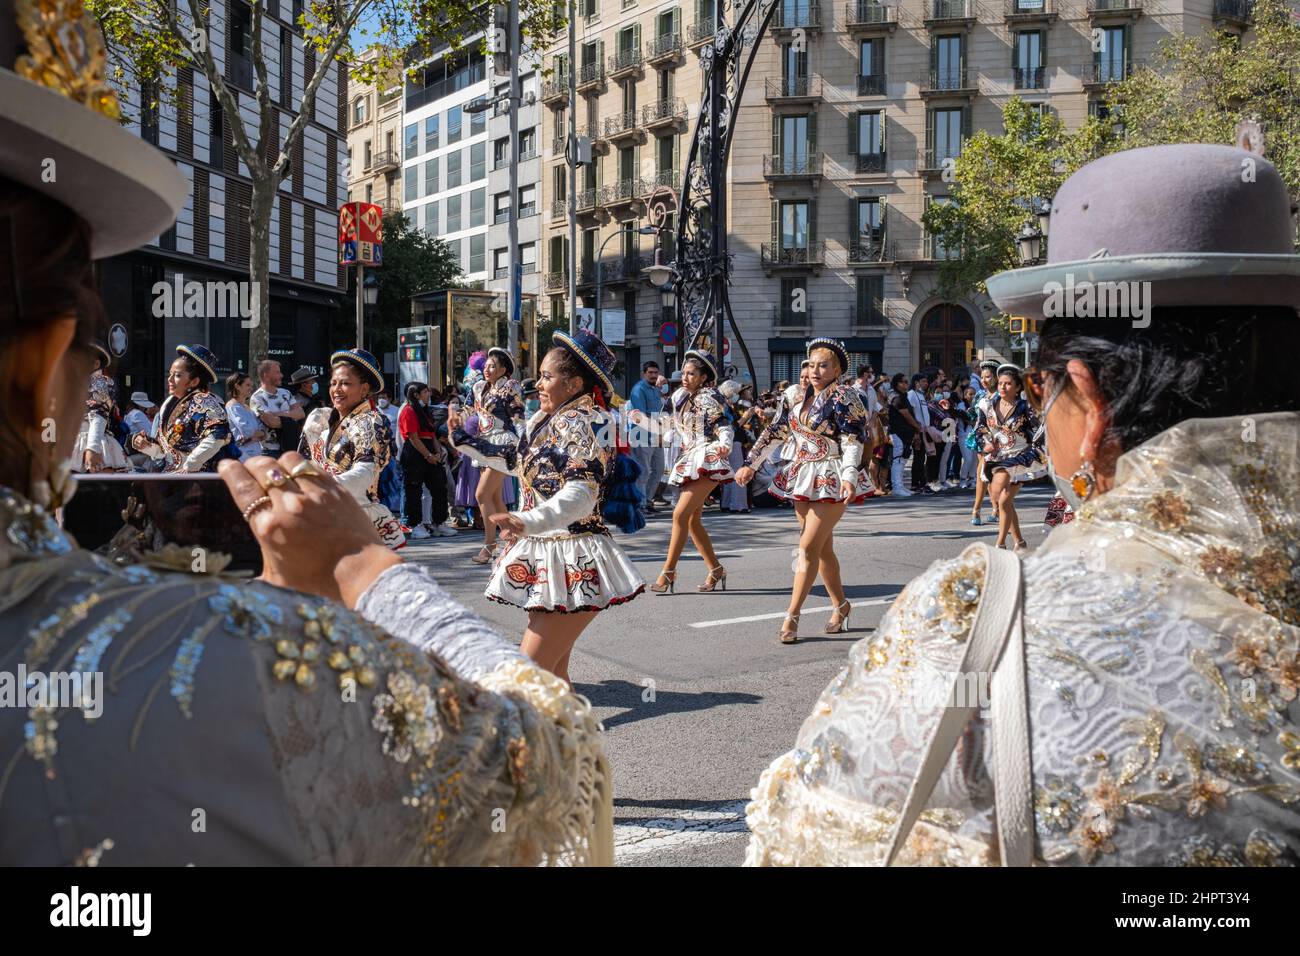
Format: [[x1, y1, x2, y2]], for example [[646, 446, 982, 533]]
[[333, 212, 464, 357]]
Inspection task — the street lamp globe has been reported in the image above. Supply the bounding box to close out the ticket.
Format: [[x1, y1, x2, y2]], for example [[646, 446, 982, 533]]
[[1016, 223, 1043, 266], [362, 273, 379, 307]]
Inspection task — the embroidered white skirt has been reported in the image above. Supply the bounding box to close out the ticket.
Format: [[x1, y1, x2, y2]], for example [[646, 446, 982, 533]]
[[485, 530, 645, 613], [363, 500, 407, 551], [71, 419, 130, 471], [769, 459, 871, 504], [668, 441, 734, 486]]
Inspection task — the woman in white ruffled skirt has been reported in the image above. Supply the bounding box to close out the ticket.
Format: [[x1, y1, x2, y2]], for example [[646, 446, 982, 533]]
[[71, 344, 130, 473], [461, 331, 644, 685]]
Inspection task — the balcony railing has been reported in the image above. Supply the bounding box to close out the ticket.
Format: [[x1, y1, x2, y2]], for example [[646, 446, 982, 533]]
[[494, 266, 511, 279], [576, 187, 601, 212], [544, 270, 568, 290], [1006, 0, 1058, 18], [858, 73, 887, 95], [494, 210, 512, 225], [1212, 0, 1253, 23], [640, 168, 680, 193], [642, 97, 688, 128], [925, 0, 975, 23], [920, 147, 962, 172], [495, 148, 538, 170], [366, 149, 400, 173], [922, 68, 974, 93], [577, 62, 606, 90], [1014, 65, 1046, 89], [541, 76, 569, 104], [608, 47, 644, 77], [686, 21, 716, 48], [773, 305, 814, 329], [581, 123, 608, 151], [849, 237, 889, 263], [765, 75, 823, 100], [847, 1, 898, 30], [855, 151, 887, 173], [1088, 0, 1141, 12], [1083, 60, 1133, 85], [761, 241, 826, 269], [604, 109, 642, 140], [772, 1, 822, 31], [549, 198, 570, 218], [519, 203, 537, 218], [647, 32, 684, 62], [763, 153, 824, 178], [602, 178, 642, 208]]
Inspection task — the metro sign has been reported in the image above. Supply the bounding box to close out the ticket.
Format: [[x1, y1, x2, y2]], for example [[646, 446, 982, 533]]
[[339, 202, 383, 265]]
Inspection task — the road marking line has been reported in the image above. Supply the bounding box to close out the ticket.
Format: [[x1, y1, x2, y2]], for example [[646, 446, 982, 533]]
[[613, 802, 750, 862], [689, 594, 900, 628]]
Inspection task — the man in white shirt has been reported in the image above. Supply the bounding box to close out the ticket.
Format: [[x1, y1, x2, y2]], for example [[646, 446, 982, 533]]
[[249, 359, 304, 455], [906, 373, 942, 493]]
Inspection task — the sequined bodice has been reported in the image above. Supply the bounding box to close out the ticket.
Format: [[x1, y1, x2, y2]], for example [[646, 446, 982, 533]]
[[517, 395, 609, 534]]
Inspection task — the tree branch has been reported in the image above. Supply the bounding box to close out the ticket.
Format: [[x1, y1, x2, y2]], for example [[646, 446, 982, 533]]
[[251, 0, 272, 181]]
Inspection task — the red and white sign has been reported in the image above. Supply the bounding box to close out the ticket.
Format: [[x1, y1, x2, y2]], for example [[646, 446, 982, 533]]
[[339, 202, 383, 265]]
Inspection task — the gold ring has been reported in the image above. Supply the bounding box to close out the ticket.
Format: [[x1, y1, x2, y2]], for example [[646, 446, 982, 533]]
[[289, 460, 328, 480], [262, 467, 292, 489], [241, 495, 273, 522]]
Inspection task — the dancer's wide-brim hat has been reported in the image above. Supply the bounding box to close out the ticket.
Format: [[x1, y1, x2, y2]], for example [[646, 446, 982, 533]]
[[683, 349, 718, 381], [0, 0, 188, 258], [176, 344, 219, 384], [986, 144, 1300, 322], [331, 348, 385, 392], [487, 346, 515, 375], [553, 330, 614, 394]]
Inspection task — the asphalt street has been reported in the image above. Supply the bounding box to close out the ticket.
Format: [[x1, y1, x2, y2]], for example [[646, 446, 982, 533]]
[[404, 482, 1056, 866]]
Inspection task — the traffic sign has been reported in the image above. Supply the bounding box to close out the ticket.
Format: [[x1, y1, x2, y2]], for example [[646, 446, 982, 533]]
[[658, 321, 677, 346]]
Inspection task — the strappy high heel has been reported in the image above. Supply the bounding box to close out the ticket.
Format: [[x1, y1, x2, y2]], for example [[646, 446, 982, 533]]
[[471, 545, 495, 565], [697, 565, 727, 592], [779, 613, 800, 645], [649, 569, 677, 594], [825, 600, 852, 634]]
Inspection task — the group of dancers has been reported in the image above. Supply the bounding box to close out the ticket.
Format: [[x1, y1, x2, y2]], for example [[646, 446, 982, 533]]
[[78, 331, 1049, 679]]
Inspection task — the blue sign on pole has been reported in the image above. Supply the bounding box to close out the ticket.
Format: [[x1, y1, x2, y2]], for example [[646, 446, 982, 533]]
[[511, 262, 522, 324]]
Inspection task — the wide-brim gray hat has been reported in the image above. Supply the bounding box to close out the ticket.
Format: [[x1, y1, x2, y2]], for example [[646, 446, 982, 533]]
[[986, 144, 1300, 321], [0, 0, 188, 259]]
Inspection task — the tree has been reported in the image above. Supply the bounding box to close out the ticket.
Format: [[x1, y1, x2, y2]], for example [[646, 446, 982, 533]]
[[333, 211, 463, 358], [90, 0, 561, 370]]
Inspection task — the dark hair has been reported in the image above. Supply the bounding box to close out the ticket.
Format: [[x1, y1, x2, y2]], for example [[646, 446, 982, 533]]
[[641, 360, 660, 373], [405, 381, 428, 405], [683, 356, 716, 385], [997, 366, 1023, 389], [177, 353, 213, 389], [225, 371, 249, 397], [891, 373, 908, 389], [545, 346, 601, 397], [910, 373, 926, 386], [0, 177, 105, 492], [1037, 307, 1300, 452], [857, 365, 872, 377]]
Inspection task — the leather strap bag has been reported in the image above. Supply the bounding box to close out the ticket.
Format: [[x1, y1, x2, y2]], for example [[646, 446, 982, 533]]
[[885, 544, 1034, 866]]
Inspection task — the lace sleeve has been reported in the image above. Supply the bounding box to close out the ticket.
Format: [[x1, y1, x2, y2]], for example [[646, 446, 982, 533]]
[[745, 545, 998, 866]]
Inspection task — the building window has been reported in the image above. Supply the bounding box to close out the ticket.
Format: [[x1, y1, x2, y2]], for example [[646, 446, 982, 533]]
[[447, 193, 462, 232], [859, 38, 885, 95], [470, 187, 486, 227], [853, 110, 885, 172], [780, 201, 809, 251], [404, 123, 419, 159], [448, 105, 463, 143], [363, 139, 373, 168], [494, 248, 509, 277], [1096, 25, 1128, 82], [425, 200, 439, 235], [520, 128, 536, 158], [470, 234, 486, 273], [928, 107, 966, 165], [932, 34, 964, 89], [447, 150, 462, 188], [494, 137, 509, 167], [770, 352, 803, 385], [1014, 30, 1045, 90], [404, 165, 417, 202], [494, 191, 511, 223], [471, 141, 486, 181], [353, 96, 368, 125], [856, 275, 885, 326], [424, 157, 438, 195], [927, 195, 958, 259], [424, 114, 440, 152], [209, 91, 223, 168], [471, 108, 486, 137], [519, 183, 537, 217], [775, 114, 812, 175], [778, 277, 807, 325], [522, 242, 537, 274], [553, 165, 567, 203], [448, 238, 462, 268], [623, 289, 637, 334]]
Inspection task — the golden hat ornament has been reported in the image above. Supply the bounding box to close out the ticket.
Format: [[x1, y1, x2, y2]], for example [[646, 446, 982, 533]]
[[1, 0, 187, 257]]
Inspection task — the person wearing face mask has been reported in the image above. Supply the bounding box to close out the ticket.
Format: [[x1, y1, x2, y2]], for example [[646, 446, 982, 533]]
[[522, 379, 541, 417], [748, 143, 1300, 868]]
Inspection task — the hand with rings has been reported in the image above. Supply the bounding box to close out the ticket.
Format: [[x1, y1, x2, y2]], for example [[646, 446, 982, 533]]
[[219, 451, 400, 608]]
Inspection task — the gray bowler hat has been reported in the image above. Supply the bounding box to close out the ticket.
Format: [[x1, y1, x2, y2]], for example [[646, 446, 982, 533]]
[[986, 144, 1300, 320]]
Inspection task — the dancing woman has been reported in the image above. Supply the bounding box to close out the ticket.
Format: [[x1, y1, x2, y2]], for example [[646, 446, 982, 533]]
[[976, 363, 1047, 552], [969, 358, 1000, 525], [735, 339, 868, 644], [454, 346, 525, 564], [298, 348, 406, 551], [72, 341, 129, 473], [458, 331, 644, 685], [131, 344, 235, 472], [646, 350, 734, 594]]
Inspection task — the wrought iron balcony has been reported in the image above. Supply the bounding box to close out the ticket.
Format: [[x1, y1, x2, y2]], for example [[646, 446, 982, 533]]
[[604, 109, 643, 143], [772, 1, 822, 32], [575, 187, 602, 213], [576, 62, 606, 92], [642, 97, 688, 130], [602, 178, 642, 211], [1087, 0, 1141, 16], [849, 237, 890, 264], [608, 47, 644, 78], [582, 123, 609, 153], [924, 0, 976, 26], [640, 168, 680, 194], [846, 1, 898, 32], [772, 305, 814, 329], [647, 32, 684, 64], [685, 21, 716, 49], [577, 263, 597, 287], [366, 149, 400, 173], [549, 198, 570, 218], [1005, 0, 1058, 21], [764, 75, 823, 102], [919, 146, 962, 175], [1082, 60, 1134, 87], [541, 76, 569, 105], [544, 270, 569, 291], [1014, 65, 1046, 89], [763, 153, 825, 179], [761, 241, 826, 270], [855, 151, 888, 173], [1212, 0, 1253, 26], [858, 72, 887, 96], [921, 68, 976, 96]]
